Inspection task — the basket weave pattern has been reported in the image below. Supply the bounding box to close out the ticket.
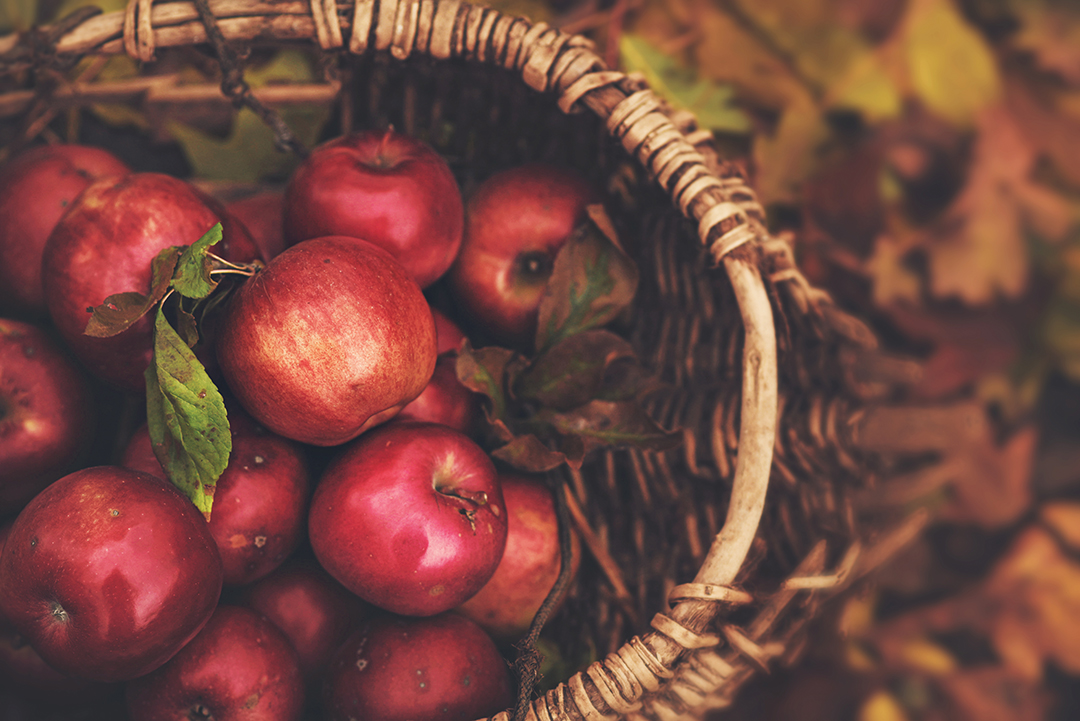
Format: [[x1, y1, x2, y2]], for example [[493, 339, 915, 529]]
[[0, 2, 929, 719]]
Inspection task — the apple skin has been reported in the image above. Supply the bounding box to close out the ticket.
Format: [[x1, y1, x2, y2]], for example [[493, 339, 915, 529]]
[[283, 129, 464, 288], [433, 308, 467, 355], [448, 163, 597, 350], [395, 355, 481, 435], [126, 605, 305, 721], [227, 190, 286, 261], [322, 613, 512, 721], [308, 422, 507, 616], [0, 144, 130, 318], [456, 475, 581, 644], [242, 560, 368, 682], [216, 236, 437, 447], [0, 466, 223, 682], [0, 318, 94, 515], [0, 520, 118, 708], [121, 411, 310, 586], [41, 171, 261, 393]]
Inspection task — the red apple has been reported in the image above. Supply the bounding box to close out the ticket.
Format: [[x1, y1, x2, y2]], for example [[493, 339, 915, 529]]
[[0, 318, 94, 515], [41, 172, 261, 392], [126, 605, 304, 721], [448, 163, 596, 349], [0, 466, 223, 682], [215, 236, 437, 446], [121, 411, 310, 586], [0, 144, 130, 317], [456, 475, 581, 644], [322, 613, 512, 721], [308, 422, 507, 616], [283, 129, 464, 288], [243, 560, 368, 681], [227, 190, 286, 261], [395, 354, 481, 435], [433, 308, 467, 355]]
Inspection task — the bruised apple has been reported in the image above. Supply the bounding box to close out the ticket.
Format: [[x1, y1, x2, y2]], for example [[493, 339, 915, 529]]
[[0, 144, 130, 317], [322, 613, 512, 721], [283, 129, 464, 288], [308, 422, 507, 616], [41, 172, 260, 392], [448, 163, 596, 349], [0, 466, 222, 682], [216, 236, 436, 446]]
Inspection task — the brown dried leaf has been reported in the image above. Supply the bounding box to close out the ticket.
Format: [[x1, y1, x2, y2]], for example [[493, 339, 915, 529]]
[[926, 104, 1071, 304], [516, 330, 636, 411]]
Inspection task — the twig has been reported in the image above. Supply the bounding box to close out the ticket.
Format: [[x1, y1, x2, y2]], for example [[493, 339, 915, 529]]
[[190, 0, 307, 156]]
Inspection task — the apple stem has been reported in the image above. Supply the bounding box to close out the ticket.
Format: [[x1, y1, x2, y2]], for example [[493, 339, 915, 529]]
[[207, 253, 264, 276], [435, 486, 488, 507]]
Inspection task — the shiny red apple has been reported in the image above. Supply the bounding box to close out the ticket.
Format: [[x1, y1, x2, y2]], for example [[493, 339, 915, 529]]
[[456, 474, 581, 644], [322, 613, 512, 721], [308, 422, 507, 616], [243, 560, 368, 681], [121, 410, 310, 586], [0, 466, 223, 682], [41, 172, 261, 392], [216, 236, 437, 446], [448, 163, 596, 349], [283, 129, 464, 288], [126, 605, 304, 721], [0, 144, 130, 318], [0, 318, 94, 516]]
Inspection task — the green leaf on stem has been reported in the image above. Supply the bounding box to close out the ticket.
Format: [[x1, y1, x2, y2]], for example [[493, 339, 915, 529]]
[[145, 306, 231, 520], [172, 223, 223, 300], [535, 207, 639, 352], [516, 330, 636, 411], [84, 246, 183, 338]]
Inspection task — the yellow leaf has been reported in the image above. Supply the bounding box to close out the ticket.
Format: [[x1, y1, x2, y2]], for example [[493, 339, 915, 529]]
[[858, 691, 911, 721], [690, 0, 807, 110], [1040, 501, 1080, 552], [867, 234, 921, 306], [898, 638, 958, 675], [904, 0, 1001, 126], [985, 527, 1080, 678], [751, 94, 829, 204], [827, 48, 903, 122]]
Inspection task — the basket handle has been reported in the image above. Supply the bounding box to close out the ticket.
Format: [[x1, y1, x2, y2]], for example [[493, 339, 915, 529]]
[[28, 2, 781, 717]]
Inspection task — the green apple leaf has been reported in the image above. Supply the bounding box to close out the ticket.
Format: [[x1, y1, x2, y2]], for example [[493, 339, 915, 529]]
[[84, 246, 183, 338], [535, 207, 639, 353], [516, 330, 636, 411], [539, 400, 681, 456], [145, 306, 231, 520], [171, 223, 223, 300]]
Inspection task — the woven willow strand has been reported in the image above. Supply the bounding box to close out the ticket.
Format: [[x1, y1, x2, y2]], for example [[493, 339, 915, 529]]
[[13, 2, 782, 718]]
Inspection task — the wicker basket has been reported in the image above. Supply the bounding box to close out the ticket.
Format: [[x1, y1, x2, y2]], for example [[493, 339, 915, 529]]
[[0, 1, 934, 719]]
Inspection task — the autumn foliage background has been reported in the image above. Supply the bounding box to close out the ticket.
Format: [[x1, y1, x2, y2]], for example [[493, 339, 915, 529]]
[[3, 0, 1080, 718]]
